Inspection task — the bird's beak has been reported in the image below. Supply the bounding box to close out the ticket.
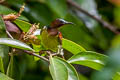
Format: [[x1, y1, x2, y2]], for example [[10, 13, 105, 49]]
[[64, 21, 74, 25], [65, 22, 74, 25], [58, 21, 74, 29]]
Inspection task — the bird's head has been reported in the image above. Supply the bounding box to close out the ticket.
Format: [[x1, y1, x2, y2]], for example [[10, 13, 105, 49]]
[[50, 19, 73, 29], [46, 19, 73, 36]]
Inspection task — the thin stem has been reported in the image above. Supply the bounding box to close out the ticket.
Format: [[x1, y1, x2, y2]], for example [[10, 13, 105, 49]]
[[23, 50, 49, 63], [0, 0, 5, 3], [17, 3, 25, 17], [67, 0, 120, 34], [6, 30, 14, 39]]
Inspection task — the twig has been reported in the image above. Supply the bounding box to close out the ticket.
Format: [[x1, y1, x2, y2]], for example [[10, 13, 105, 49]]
[[6, 30, 14, 39], [17, 3, 25, 17], [0, 0, 5, 3], [3, 4, 25, 21], [23, 50, 49, 63], [67, 0, 120, 34]]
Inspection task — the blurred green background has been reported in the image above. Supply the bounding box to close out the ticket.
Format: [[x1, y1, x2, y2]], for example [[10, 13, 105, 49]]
[[1, 0, 120, 80]]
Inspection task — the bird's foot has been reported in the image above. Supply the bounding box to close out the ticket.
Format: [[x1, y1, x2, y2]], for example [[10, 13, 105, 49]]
[[57, 45, 64, 58]]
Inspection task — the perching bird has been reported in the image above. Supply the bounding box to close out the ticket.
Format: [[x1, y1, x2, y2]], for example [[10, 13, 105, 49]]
[[40, 19, 73, 54]]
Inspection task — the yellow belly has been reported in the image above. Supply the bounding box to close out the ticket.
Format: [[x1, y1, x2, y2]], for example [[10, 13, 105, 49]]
[[41, 29, 59, 52]]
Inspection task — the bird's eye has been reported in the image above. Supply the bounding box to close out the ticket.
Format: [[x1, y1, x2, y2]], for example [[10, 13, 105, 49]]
[[59, 19, 66, 23]]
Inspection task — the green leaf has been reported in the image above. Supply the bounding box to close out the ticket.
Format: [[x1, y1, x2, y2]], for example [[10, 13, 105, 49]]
[[13, 19, 32, 32], [0, 72, 14, 80], [49, 56, 68, 80], [54, 57, 79, 80], [7, 55, 21, 80], [67, 51, 108, 70], [113, 72, 120, 80], [0, 56, 4, 73], [45, 0, 67, 18], [62, 38, 86, 54], [49, 56, 79, 80], [0, 38, 34, 51]]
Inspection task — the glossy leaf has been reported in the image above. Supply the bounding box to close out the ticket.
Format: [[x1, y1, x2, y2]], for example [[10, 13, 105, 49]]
[[13, 19, 32, 32], [67, 51, 108, 70], [0, 72, 13, 80], [54, 57, 79, 80], [49, 56, 79, 80], [0, 56, 4, 73], [49, 56, 68, 80], [62, 38, 86, 54], [0, 38, 34, 51]]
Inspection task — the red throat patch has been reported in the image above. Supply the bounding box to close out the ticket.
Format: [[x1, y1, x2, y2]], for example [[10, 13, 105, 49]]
[[58, 32, 63, 40]]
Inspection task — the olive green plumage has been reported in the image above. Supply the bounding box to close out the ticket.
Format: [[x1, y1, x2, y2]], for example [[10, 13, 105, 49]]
[[41, 27, 59, 52]]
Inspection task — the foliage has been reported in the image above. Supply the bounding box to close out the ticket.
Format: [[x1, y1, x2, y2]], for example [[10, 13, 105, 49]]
[[0, 0, 120, 80]]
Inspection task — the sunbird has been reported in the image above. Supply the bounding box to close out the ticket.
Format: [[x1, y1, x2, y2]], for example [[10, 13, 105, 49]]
[[40, 19, 73, 54]]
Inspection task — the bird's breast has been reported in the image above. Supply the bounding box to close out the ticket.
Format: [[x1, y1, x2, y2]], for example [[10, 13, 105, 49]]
[[41, 29, 59, 52]]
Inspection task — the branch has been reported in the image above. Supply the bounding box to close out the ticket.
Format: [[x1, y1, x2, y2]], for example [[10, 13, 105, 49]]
[[23, 50, 49, 63], [6, 30, 14, 39], [3, 4, 25, 21], [0, 0, 5, 3], [67, 0, 120, 34]]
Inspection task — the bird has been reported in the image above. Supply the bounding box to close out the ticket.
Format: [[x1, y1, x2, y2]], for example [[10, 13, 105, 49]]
[[40, 19, 73, 55]]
